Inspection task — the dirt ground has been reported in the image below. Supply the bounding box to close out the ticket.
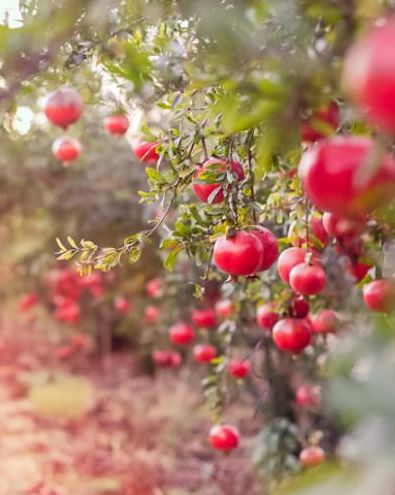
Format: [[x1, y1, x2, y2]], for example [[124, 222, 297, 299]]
[[0, 316, 263, 495]]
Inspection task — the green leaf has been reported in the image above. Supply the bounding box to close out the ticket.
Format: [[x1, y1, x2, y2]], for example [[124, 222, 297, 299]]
[[164, 246, 183, 271]]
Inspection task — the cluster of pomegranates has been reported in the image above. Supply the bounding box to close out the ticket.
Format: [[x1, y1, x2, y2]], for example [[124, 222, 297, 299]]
[[44, 87, 159, 166]]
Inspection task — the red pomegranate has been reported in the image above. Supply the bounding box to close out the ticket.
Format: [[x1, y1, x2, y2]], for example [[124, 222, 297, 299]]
[[19, 293, 38, 312], [363, 279, 395, 313], [299, 446, 325, 467], [289, 262, 327, 296], [114, 296, 132, 315], [228, 359, 250, 378], [191, 308, 217, 329], [44, 87, 83, 129], [295, 384, 321, 408], [342, 16, 395, 134], [104, 114, 129, 135], [193, 344, 217, 363], [193, 158, 244, 204], [301, 101, 339, 142], [250, 226, 279, 271], [213, 230, 263, 276], [169, 323, 195, 345], [278, 247, 309, 283], [311, 216, 329, 247], [145, 305, 159, 324], [145, 278, 162, 298], [322, 212, 366, 239], [272, 318, 312, 353], [289, 297, 310, 319], [312, 309, 338, 334], [133, 141, 160, 165], [52, 137, 81, 163], [215, 299, 233, 318], [152, 350, 181, 368], [348, 258, 372, 283], [299, 136, 395, 216], [256, 304, 279, 331], [209, 424, 240, 451]]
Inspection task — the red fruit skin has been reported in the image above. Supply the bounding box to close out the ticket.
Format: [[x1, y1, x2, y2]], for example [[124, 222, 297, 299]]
[[250, 226, 279, 271], [322, 212, 365, 239], [301, 102, 339, 143], [193, 344, 217, 363], [191, 308, 217, 328], [228, 359, 250, 378], [348, 259, 372, 282], [300, 137, 395, 216], [215, 299, 233, 318], [52, 137, 81, 162], [299, 446, 325, 467], [256, 304, 279, 331], [133, 141, 160, 165], [44, 88, 83, 129], [145, 305, 159, 324], [343, 17, 395, 134], [114, 296, 132, 315], [312, 309, 338, 334], [19, 293, 38, 312], [295, 384, 321, 408], [169, 323, 195, 345], [289, 263, 327, 296], [104, 114, 129, 135], [209, 425, 240, 451], [272, 318, 312, 353], [145, 278, 162, 298], [363, 279, 395, 313], [152, 350, 181, 368], [193, 159, 244, 204], [213, 231, 263, 276], [289, 297, 310, 319], [277, 247, 308, 283], [311, 217, 329, 246], [54, 298, 81, 324]]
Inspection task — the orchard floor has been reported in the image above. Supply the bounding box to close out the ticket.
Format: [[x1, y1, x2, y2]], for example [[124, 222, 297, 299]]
[[0, 317, 262, 495]]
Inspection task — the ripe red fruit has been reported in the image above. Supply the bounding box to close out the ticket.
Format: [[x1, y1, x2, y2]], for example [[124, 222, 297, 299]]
[[193, 344, 217, 363], [191, 308, 217, 329], [348, 258, 372, 283], [299, 446, 325, 467], [54, 298, 81, 324], [54, 345, 75, 360], [300, 137, 395, 216], [44, 87, 83, 129], [277, 247, 308, 283], [289, 297, 310, 319], [312, 309, 338, 334], [311, 217, 329, 247], [250, 226, 279, 271], [363, 279, 395, 313], [145, 305, 159, 324], [228, 359, 250, 378], [343, 16, 395, 134], [114, 296, 132, 315], [272, 318, 312, 353], [145, 278, 162, 298], [256, 304, 279, 331], [52, 137, 81, 163], [133, 141, 160, 165], [104, 114, 129, 135], [209, 424, 240, 451], [152, 350, 181, 368], [193, 158, 244, 204], [295, 384, 321, 408], [289, 262, 326, 296], [169, 323, 195, 345], [301, 102, 339, 143], [19, 293, 38, 312], [322, 212, 365, 239], [215, 299, 233, 318], [213, 231, 263, 276]]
